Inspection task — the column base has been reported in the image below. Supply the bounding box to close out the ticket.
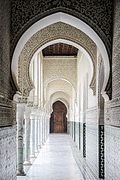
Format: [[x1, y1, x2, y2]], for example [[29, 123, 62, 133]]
[[24, 161, 32, 165], [38, 144, 41, 149], [42, 142, 45, 145], [35, 149, 39, 153], [30, 154, 36, 158], [17, 170, 26, 176]]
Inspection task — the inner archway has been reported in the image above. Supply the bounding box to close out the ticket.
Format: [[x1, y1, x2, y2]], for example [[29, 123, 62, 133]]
[[50, 101, 67, 133]]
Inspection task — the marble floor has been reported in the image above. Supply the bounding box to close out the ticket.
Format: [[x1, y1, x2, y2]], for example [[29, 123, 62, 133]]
[[17, 134, 84, 180]]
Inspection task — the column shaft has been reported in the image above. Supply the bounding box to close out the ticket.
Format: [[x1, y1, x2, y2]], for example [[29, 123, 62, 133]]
[[17, 103, 26, 176], [31, 117, 35, 157], [38, 116, 42, 148], [35, 116, 39, 152], [24, 116, 31, 165], [42, 115, 44, 144]]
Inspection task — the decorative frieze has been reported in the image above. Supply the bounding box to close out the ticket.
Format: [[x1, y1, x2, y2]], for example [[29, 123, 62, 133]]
[[83, 123, 86, 158], [98, 125, 104, 179]]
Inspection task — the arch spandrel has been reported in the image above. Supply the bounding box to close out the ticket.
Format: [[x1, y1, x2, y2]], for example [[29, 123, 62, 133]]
[[18, 22, 97, 97]]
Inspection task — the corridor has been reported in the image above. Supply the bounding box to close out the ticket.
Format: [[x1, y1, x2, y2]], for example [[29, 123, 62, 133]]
[[17, 134, 84, 180]]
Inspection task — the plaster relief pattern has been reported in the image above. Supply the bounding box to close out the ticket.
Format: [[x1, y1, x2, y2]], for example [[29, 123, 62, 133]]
[[105, 125, 120, 180], [18, 22, 97, 97], [112, 0, 120, 99], [0, 97, 16, 127], [46, 84, 73, 106], [43, 58, 77, 89], [0, 126, 16, 179]]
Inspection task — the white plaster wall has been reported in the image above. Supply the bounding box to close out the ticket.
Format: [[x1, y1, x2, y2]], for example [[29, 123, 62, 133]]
[[28, 52, 44, 107], [78, 53, 97, 109], [75, 52, 98, 177]]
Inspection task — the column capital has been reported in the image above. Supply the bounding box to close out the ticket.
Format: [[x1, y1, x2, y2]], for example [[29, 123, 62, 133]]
[[33, 104, 38, 108], [13, 92, 27, 104], [18, 97, 27, 104], [27, 101, 33, 107], [30, 113, 36, 120]]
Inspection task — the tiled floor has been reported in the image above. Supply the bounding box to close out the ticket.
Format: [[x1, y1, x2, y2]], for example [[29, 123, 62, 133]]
[[17, 134, 84, 180]]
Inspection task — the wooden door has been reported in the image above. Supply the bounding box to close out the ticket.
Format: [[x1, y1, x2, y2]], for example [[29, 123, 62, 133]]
[[50, 101, 67, 133], [54, 112, 65, 133]]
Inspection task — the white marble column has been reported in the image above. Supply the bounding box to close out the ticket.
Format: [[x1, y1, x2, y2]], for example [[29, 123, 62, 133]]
[[17, 100, 26, 176], [45, 113, 48, 141], [44, 112, 48, 142], [44, 114, 46, 142], [37, 116, 40, 149], [42, 113, 45, 144], [38, 114, 42, 148], [35, 115, 39, 153], [24, 107, 31, 165], [30, 114, 36, 158], [47, 113, 50, 139], [40, 114, 43, 146], [44, 114, 46, 143]]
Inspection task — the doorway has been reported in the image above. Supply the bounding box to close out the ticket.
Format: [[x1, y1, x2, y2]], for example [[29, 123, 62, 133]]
[[50, 101, 67, 133]]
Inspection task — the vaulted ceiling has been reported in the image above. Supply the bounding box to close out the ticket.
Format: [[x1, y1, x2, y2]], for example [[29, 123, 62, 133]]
[[42, 43, 78, 57]]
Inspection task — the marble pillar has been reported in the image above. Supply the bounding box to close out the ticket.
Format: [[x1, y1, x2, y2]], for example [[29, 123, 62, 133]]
[[24, 108, 31, 165], [31, 114, 36, 158], [38, 115, 42, 148], [47, 114, 50, 138], [42, 114, 45, 144], [37, 116, 40, 149], [35, 116, 39, 153], [45, 114, 48, 141], [40, 114, 43, 146], [44, 115, 46, 142], [16, 101, 26, 176], [43, 114, 46, 143]]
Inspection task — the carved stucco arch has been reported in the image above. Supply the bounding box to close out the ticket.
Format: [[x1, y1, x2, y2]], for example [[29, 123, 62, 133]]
[[44, 91, 70, 112], [18, 22, 96, 97], [51, 98, 69, 113], [49, 91, 70, 112], [45, 79, 75, 103], [52, 99, 69, 109], [44, 78, 76, 101]]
